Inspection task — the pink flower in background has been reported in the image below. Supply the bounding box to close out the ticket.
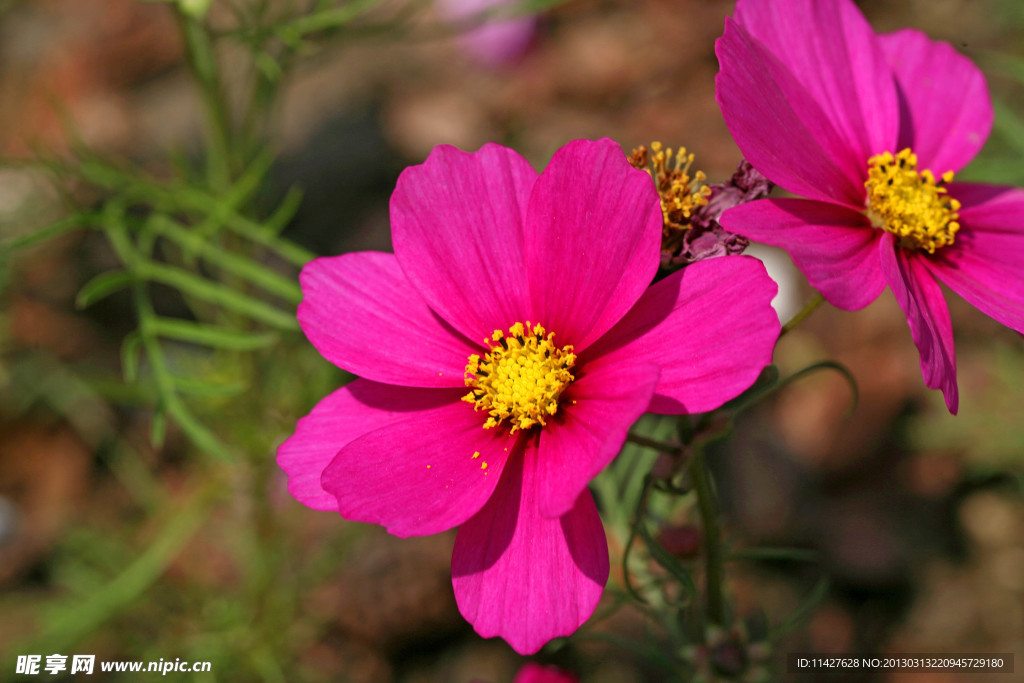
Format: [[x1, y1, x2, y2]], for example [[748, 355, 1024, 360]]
[[436, 0, 537, 67], [513, 662, 579, 683], [277, 138, 779, 653], [716, 0, 1024, 413]]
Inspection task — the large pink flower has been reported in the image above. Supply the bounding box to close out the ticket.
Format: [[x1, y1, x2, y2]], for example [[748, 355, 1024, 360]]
[[277, 138, 779, 654], [715, 0, 1024, 414]]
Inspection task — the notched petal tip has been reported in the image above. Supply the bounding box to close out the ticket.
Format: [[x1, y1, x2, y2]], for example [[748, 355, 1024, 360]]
[[525, 137, 662, 351], [391, 141, 538, 343], [452, 443, 609, 654]]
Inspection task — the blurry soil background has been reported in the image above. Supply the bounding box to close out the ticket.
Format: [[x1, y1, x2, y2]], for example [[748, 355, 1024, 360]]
[[1, 0, 1023, 681]]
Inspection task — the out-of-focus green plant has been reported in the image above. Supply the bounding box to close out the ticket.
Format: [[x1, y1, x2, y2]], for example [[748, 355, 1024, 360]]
[[0, 1, 564, 678], [2, 0, 571, 460], [961, 50, 1024, 184], [909, 343, 1024, 479]]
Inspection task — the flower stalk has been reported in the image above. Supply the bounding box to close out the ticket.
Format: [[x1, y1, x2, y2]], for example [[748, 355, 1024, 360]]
[[625, 432, 683, 455], [688, 445, 725, 627], [175, 7, 235, 191], [781, 291, 825, 336]]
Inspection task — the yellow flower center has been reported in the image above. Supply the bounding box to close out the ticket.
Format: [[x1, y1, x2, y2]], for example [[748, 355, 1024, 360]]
[[629, 141, 712, 236], [462, 322, 576, 433], [864, 148, 960, 254]]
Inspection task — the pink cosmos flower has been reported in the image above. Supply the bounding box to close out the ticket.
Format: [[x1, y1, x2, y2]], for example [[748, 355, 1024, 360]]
[[277, 138, 779, 654], [715, 0, 1024, 413]]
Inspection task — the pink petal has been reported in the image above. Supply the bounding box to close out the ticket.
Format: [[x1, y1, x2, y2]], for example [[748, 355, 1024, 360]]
[[321, 400, 515, 537], [733, 0, 898, 165], [391, 143, 538, 343], [524, 138, 662, 351], [436, 0, 537, 67], [715, 18, 875, 207], [452, 438, 609, 655], [719, 198, 886, 311], [925, 183, 1024, 333], [535, 357, 660, 518], [879, 29, 992, 174], [585, 256, 780, 414], [299, 252, 478, 387], [879, 233, 958, 413], [513, 663, 579, 683], [277, 379, 460, 511]]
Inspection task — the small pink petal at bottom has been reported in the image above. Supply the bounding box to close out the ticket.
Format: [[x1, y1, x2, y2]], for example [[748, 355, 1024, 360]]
[[452, 437, 609, 655], [436, 0, 537, 67], [513, 662, 580, 683]]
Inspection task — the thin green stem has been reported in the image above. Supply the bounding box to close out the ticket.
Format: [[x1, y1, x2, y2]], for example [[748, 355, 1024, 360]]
[[177, 7, 234, 191], [781, 291, 825, 335], [625, 432, 683, 455], [60, 158, 315, 266], [149, 318, 278, 351], [621, 475, 654, 605], [148, 215, 302, 303], [620, 475, 687, 646], [137, 260, 299, 330], [171, 185, 315, 265], [689, 447, 725, 626], [136, 289, 234, 460], [278, 0, 381, 38]]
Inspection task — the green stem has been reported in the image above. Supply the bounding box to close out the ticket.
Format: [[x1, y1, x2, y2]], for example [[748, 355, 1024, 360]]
[[137, 260, 299, 330], [67, 159, 315, 267], [689, 447, 725, 626], [279, 0, 381, 38], [148, 215, 302, 303], [172, 185, 315, 265], [177, 7, 234, 191], [136, 289, 234, 460], [625, 432, 682, 455], [149, 318, 278, 351], [620, 475, 686, 645], [781, 291, 825, 335]]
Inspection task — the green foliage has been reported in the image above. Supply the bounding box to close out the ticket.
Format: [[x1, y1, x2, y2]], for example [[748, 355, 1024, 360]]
[[909, 342, 1024, 475], [0, 1, 414, 677], [962, 50, 1024, 184]]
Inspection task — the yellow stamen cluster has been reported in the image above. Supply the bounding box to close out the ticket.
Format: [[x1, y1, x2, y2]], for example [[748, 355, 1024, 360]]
[[463, 322, 576, 433], [865, 148, 960, 254], [629, 141, 712, 235]]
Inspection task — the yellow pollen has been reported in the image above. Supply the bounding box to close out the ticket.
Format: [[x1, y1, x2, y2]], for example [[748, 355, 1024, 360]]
[[629, 141, 712, 237], [865, 148, 960, 254], [462, 322, 576, 433]]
